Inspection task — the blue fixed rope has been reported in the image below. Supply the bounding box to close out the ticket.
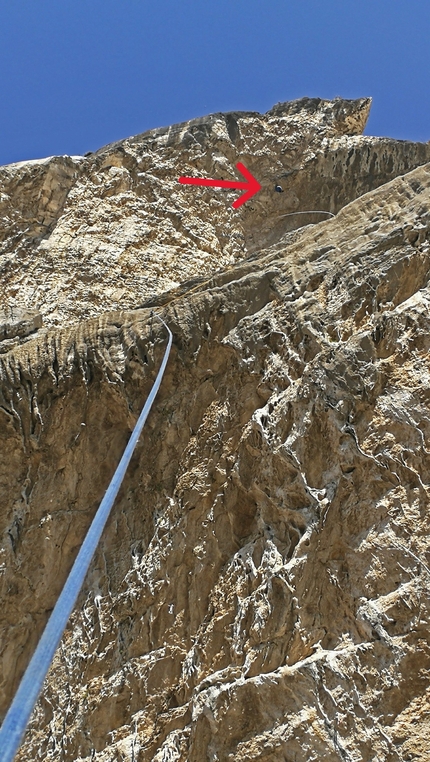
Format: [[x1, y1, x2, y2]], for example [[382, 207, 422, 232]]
[[0, 313, 172, 762]]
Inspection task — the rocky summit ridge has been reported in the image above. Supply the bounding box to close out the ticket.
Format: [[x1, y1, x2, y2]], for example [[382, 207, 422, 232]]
[[1, 97, 430, 760]]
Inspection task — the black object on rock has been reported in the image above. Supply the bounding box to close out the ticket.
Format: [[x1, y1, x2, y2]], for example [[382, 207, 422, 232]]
[[274, 185, 284, 193]]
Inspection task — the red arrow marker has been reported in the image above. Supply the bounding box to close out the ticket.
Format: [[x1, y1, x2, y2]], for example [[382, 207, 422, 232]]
[[179, 162, 261, 209]]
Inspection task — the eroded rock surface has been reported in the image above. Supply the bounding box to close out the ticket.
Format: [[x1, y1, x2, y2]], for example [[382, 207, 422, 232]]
[[1, 97, 430, 331], [1, 99, 430, 761]]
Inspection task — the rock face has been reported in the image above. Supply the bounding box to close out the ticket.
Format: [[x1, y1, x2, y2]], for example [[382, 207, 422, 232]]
[[1, 97, 430, 761], [1, 96, 430, 334]]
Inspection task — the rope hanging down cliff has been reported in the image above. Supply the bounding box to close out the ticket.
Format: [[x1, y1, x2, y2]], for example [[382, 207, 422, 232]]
[[0, 313, 172, 762]]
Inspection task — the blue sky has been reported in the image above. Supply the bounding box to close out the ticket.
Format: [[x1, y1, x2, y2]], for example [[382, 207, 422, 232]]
[[0, 0, 429, 166]]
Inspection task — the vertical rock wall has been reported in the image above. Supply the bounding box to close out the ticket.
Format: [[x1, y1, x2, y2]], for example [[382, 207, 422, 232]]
[[1, 100, 430, 761]]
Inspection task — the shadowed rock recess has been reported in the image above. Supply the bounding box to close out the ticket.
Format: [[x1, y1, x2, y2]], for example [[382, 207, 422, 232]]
[[1, 97, 430, 761]]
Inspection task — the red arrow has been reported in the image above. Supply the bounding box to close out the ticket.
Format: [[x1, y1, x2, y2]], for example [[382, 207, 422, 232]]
[[179, 162, 261, 209]]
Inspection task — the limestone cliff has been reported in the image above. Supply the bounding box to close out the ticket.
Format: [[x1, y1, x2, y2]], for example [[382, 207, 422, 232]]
[[1, 98, 430, 761]]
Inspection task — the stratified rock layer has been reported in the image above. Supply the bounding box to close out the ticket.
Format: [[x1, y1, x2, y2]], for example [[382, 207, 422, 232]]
[[1, 96, 430, 335], [1, 98, 430, 761]]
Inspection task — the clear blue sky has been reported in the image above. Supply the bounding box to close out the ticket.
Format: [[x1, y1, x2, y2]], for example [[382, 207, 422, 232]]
[[0, 0, 429, 166]]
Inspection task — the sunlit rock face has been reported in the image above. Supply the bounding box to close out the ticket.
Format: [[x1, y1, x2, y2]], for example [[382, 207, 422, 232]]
[[1, 99, 430, 761], [1, 95, 430, 334]]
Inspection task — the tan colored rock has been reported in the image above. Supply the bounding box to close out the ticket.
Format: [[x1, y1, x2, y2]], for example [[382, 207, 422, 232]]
[[1, 99, 430, 761], [1, 97, 430, 332]]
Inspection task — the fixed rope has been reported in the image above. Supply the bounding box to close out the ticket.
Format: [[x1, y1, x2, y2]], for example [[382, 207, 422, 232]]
[[0, 313, 172, 762], [278, 210, 335, 219]]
